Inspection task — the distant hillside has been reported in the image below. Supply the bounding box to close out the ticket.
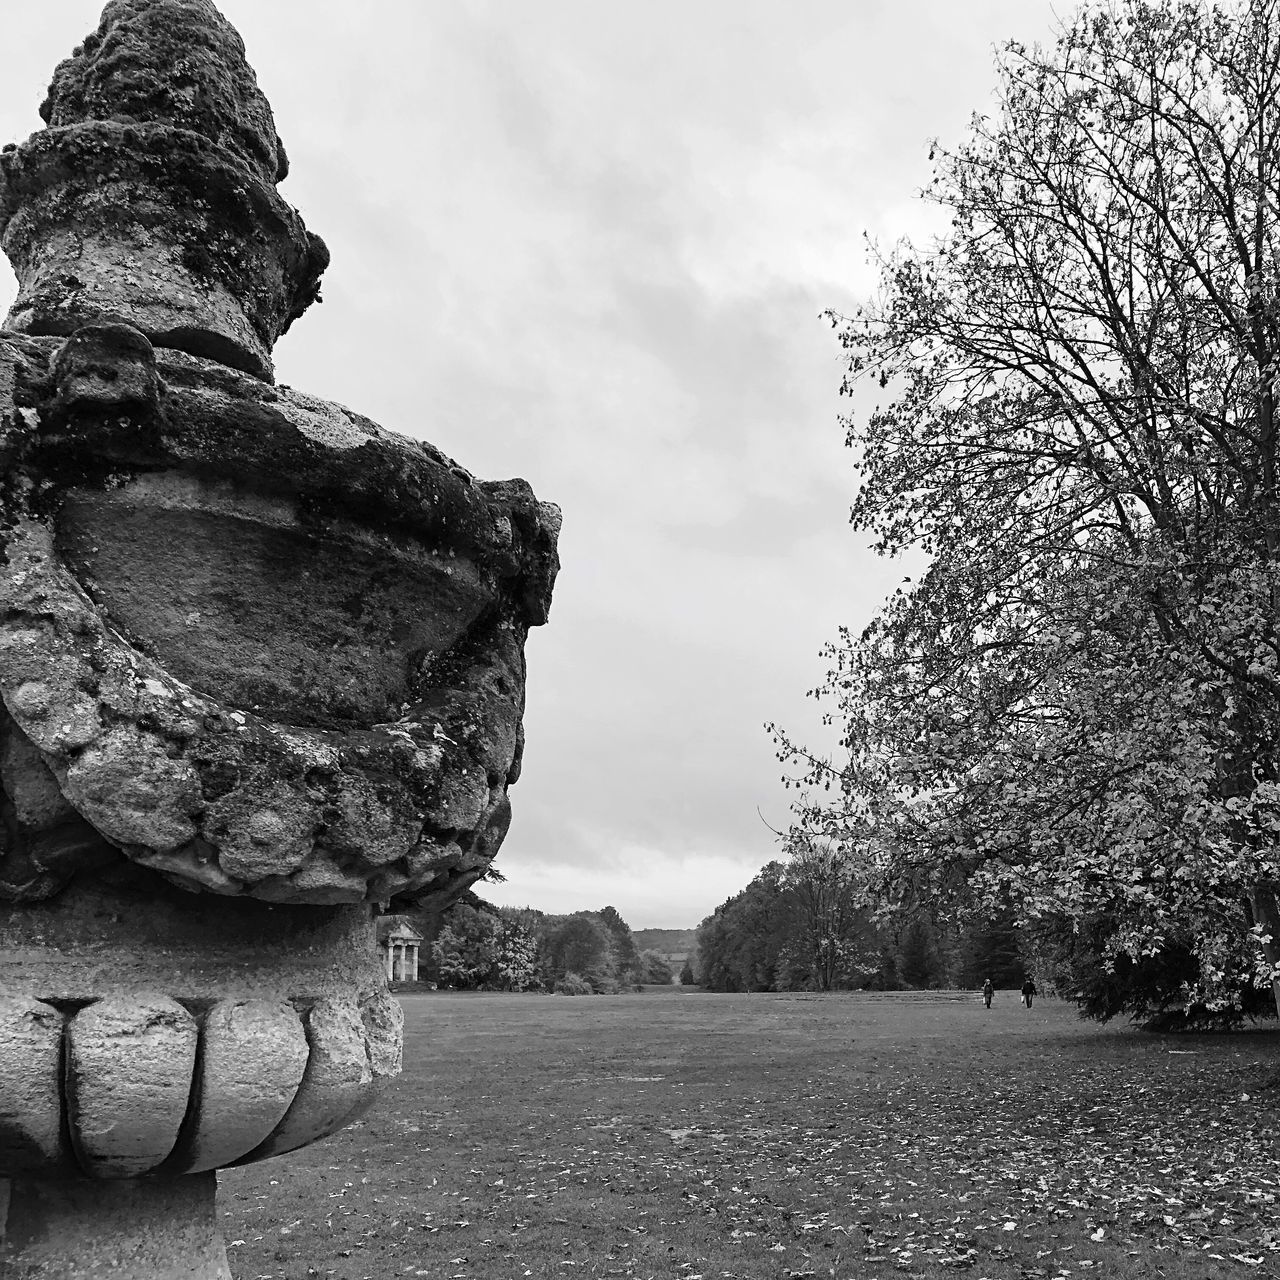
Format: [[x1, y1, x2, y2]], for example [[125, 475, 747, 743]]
[[633, 928, 697, 960]]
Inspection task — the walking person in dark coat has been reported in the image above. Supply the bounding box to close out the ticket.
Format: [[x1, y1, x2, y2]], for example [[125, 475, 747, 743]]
[[1021, 976, 1037, 1009], [982, 978, 994, 1009]]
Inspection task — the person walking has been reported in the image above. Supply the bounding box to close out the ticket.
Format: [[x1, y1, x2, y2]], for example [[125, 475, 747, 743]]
[[1021, 976, 1037, 1009], [982, 978, 994, 1009]]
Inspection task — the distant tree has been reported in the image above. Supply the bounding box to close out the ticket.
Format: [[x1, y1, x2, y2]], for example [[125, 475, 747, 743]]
[[693, 910, 734, 991], [633, 928, 700, 956], [597, 905, 644, 985], [696, 833, 897, 993], [695, 862, 793, 992], [535, 909, 658, 992], [895, 915, 941, 989], [553, 970, 594, 996], [863, 944, 903, 991], [431, 902, 503, 989], [494, 912, 539, 991], [422, 900, 653, 994], [639, 950, 675, 985], [783, 829, 881, 991], [956, 907, 1025, 990], [424, 900, 542, 991], [543, 913, 615, 988], [724, 863, 794, 990], [679, 957, 696, 985]]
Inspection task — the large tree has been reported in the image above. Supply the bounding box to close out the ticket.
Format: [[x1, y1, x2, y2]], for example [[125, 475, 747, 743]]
[[694, 838, 891, 992], [696, 862, 792, 991], [780, 0, 1280, 1013], [781, 829, 883, 990]]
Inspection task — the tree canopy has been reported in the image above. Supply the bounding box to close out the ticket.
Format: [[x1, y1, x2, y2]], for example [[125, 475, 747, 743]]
[[777, 0, 1280, 1015], [694, 838, 952, 993], [423, 899, 648, 994]]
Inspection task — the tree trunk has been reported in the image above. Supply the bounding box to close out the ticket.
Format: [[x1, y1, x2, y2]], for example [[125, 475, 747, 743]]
[[1249, 881, 1280, 1019]]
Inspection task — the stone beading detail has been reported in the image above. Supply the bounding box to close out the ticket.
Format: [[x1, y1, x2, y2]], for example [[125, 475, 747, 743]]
[[0, 988, 401, 1178]]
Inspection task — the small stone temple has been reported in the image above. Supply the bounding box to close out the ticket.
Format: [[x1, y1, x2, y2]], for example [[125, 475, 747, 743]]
[[378, 917, 425, 984], [0, 2, 559, 1276]]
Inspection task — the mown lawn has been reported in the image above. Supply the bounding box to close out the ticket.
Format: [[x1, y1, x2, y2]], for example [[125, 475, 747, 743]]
[[220, 988, 1280, 1280]]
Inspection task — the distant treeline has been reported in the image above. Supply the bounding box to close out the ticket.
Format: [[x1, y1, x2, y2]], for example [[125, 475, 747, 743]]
[[693, 844, 1277, 1029], [693, 857, 1025, 996], [404, 895, 680, 993], [631, 928, 698, 958]]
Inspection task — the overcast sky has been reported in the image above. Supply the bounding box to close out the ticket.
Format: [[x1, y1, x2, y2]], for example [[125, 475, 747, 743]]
[[1, 1, 1062, 927]]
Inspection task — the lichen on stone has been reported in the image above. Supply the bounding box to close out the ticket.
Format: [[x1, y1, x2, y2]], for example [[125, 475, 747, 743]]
[[0, 1, 559, 916]]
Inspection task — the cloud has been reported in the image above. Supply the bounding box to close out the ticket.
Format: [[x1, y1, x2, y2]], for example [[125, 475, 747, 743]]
[[0, 0, 1061, 928], [483, 845, 776, 930]]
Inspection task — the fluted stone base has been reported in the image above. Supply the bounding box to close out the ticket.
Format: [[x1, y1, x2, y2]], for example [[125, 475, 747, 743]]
[[0, 869, 402, 1182], [0, 1174, 230, 1278]]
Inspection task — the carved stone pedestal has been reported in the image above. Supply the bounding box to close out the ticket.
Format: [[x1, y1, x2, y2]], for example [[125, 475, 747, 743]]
[[1, 1176, 230, 1280], [0, 872, 400, 1277], [0, 3, 558, 1275]]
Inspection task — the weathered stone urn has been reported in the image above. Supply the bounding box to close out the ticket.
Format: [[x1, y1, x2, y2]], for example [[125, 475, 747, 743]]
[[0, 3, 559, 1276]]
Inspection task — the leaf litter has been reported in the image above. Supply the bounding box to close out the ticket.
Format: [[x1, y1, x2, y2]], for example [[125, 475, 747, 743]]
[[219, 991, 1280, 1279]]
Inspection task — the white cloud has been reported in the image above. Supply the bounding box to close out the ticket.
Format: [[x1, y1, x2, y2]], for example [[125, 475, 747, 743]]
[[483, 846, 776, 930], [0, 0, 1061, 928]]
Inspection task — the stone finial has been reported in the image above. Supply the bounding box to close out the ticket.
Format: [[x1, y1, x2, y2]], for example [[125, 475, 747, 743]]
[[40, 0, 289, 183], [0, 0, 328, 381], [0, 3, 560, 1272]]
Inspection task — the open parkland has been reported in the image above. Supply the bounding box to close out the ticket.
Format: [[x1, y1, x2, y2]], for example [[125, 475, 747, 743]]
[[222, 989, 1280, 1280]]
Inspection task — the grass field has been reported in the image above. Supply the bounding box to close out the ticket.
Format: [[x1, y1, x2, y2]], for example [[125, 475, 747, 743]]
[[220, 989, 1280, 1280]]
